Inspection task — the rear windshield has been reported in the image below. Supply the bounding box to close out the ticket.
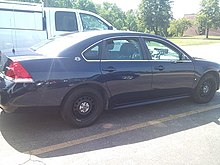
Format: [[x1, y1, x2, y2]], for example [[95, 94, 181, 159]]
[[31, 37, 73, 57], [31, 33, 91, 57], [31, 31, 102, 57]]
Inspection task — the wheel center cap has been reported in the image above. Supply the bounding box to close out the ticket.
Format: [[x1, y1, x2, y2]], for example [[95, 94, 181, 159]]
[[203, 85, 210, 94], [79, 102, 90, 114]]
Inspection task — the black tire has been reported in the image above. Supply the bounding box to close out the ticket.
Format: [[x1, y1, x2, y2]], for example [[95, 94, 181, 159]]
[[193, 74, 217, 103], [61, 88, 104, 128], [0, 109, 6, 115]]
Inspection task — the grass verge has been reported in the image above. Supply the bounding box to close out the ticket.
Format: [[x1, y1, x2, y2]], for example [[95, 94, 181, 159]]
[[167, 35, 220, 46]]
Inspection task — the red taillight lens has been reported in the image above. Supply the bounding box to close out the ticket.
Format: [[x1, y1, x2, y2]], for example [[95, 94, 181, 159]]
[[6, 62, 32, 81]]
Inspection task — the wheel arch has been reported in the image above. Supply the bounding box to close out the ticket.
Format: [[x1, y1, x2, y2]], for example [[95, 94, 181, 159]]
[[60, 83, 110, 110], [197, 71, 219, 90]]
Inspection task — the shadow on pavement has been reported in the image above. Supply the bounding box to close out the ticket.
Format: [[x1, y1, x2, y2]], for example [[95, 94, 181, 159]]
[[0, 92, 220, 158]]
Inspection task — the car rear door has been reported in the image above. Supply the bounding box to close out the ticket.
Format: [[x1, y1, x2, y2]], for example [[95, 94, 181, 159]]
[[143, 38, 195, 98], [100, 37, 153, 108]]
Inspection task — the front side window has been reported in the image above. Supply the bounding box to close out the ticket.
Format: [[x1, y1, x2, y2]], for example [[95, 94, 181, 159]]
[[55, 11, 78, 31], [80, 13, 109, 31], [144, 39, 189, 61], [102, 38, 143, 60]]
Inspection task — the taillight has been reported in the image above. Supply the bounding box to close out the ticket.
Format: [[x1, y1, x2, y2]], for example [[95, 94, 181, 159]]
[[6, 61, 33, 83]]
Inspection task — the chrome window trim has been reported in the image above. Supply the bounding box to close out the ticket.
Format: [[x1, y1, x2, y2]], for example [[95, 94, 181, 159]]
[[81, 35, 193, 63], [99, 60, 149, 62], [81, 35, 146, 62], [147, 59, 193, 63]]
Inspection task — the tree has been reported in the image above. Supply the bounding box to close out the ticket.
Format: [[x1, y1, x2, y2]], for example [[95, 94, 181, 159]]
[[124, 10, 138, 31], [138, 0, 173, 36], [73, 0, 97, 13], [168, 18, 192, 37], [96, 2, 126, 30], [196, 0, 220, 38], [12, 0, 41, 2]]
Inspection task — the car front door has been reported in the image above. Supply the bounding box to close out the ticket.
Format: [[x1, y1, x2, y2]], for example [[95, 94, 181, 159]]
[[100, 37, 153, 108], [143, 38, 195, 98]]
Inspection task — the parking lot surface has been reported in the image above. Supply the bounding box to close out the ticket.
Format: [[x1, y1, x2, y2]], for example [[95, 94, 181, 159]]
[[0, 44, 220, 165]]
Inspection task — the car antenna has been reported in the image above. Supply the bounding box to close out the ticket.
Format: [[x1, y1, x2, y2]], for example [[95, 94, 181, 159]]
[[12, 48, 15, 55], [10, 5, 16, 56]]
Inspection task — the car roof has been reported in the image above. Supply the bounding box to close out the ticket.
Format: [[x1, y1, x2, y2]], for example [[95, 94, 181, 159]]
[[33, 30, 170, 57], [64, 30, 165, 41]]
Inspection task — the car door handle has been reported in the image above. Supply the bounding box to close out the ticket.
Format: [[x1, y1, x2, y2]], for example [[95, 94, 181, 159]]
[[102, 66, 116, 72], [154, 65, 165, 71]]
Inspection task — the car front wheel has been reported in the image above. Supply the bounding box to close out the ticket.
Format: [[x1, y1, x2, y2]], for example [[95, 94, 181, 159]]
[[193, 74, 217, 103], [61, 88, 104, 128]]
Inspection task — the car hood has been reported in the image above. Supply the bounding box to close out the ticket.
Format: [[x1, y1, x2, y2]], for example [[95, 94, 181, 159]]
[[192, 56, 204, 60], [193, 57, 220, 71]]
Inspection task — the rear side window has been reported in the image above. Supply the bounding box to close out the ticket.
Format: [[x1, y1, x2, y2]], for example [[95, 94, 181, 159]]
[[83, 43, 101, 60], [55, 11, 78, 31]]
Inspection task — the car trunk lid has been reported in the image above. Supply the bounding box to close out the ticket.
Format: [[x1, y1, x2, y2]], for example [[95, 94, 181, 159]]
[[0, 48, 45, 83]]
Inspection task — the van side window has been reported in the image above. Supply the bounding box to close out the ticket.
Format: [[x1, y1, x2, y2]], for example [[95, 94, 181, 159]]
[[0, 9, 43, 30], [80, 13, 109, 31], [55, 11, 78, 31]]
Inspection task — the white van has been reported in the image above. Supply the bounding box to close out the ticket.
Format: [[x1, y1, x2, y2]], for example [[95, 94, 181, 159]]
[[0, 0, 114, 52]]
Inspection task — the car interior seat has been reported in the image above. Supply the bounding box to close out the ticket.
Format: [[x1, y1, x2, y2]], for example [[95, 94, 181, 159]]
[[119, 43, 138, 60]]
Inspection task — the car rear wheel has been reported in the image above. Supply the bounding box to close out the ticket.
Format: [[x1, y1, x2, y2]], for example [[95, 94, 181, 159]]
[[61, 88, 104, 128], [193, 74, 217, 103]]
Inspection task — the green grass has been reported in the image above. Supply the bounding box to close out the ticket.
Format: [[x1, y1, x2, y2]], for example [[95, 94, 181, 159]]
[[167, 35, 220, 46]]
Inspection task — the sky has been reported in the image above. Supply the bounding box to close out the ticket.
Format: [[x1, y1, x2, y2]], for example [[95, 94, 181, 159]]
[[92, 0, 201, 19]]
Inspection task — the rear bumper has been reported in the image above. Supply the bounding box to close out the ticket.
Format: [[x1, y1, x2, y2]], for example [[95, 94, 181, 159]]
[[0, 77, 17, 112], [0, 77, 70, 112], [0, 83, 59, 113]]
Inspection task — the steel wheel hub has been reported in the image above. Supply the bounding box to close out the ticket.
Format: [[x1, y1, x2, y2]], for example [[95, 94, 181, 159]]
[[73, 96, 94, 118], [79, 102, 90, 114], [202, 85, 210, 94]]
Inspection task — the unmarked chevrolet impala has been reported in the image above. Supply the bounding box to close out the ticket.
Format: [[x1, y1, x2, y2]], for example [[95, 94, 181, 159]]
[[0, 31, 220, 127]]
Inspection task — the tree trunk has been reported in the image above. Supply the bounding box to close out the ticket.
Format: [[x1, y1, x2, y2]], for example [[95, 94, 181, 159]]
[[205, 28, 209, 39], [153, 26, 158, 35]]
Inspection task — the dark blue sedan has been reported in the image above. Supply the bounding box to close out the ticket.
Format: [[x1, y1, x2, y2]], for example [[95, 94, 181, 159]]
[[0, 30, 220, 127]]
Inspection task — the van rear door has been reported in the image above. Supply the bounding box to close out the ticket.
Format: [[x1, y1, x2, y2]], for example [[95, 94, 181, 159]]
[[0, 1, 47, 50]]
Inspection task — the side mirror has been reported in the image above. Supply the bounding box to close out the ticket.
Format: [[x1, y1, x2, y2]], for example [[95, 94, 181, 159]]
[[108, 26, 114, 30]]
